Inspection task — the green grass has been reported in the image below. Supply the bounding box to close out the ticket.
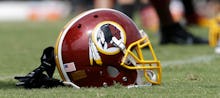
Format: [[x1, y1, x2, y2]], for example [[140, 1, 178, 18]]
[[0, 19, 220, 98]]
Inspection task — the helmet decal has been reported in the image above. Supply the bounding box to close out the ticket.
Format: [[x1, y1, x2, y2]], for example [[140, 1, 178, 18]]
[[92, 21, 126, 55]]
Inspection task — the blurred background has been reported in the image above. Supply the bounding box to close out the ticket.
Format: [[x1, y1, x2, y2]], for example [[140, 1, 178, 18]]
[[0, 1, 218, 21], [0, 0, 219, 32], [0, 0, 72, 21]]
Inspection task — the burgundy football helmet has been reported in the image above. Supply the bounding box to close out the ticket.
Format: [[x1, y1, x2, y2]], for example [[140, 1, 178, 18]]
[[54, 8, 162, 88]]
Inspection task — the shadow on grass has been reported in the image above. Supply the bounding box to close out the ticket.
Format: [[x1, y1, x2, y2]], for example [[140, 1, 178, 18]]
[[0, 80, 18, 89]]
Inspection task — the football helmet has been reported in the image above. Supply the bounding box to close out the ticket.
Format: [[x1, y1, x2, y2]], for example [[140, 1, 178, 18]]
[[54, 8, 162, 88]]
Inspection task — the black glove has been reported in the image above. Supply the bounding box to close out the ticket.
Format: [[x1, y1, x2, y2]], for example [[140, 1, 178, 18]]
[[40, 47, 56, 78], [14, 47, 64, 88], [14, 68, 64, 88]]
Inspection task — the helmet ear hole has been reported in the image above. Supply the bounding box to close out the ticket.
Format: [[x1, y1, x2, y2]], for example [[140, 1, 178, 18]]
[[77, 24, 82, 29], [94, 15, 98, 18], [107, 66, 119, 78]]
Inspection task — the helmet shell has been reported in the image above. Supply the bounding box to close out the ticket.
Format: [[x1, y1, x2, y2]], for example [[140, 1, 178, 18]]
[[55, 8, 142, 87]]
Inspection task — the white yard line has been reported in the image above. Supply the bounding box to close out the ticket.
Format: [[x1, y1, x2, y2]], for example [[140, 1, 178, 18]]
[[162, 54, 218, 67]]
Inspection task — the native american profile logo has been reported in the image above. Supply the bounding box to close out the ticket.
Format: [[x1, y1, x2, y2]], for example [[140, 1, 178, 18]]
[[92, 21, 126, 55]]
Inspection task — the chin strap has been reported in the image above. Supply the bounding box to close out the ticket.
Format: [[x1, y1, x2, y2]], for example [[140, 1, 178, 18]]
[[14, 47, 65, 88]]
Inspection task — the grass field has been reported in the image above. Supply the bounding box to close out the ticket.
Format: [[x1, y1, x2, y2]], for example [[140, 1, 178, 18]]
[[0, 18, 220, 98]]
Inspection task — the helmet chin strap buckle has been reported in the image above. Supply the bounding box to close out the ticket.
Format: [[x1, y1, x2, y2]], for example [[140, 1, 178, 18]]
[[139, 29, 148, 39]]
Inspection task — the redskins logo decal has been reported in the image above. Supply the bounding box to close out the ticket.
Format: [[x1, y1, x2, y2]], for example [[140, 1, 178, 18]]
[[92, 21, 126, 55]]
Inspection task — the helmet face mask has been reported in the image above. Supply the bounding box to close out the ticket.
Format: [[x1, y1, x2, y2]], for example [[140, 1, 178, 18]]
[[54, 8, 162, 88], [120, 34, 161, 85]]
